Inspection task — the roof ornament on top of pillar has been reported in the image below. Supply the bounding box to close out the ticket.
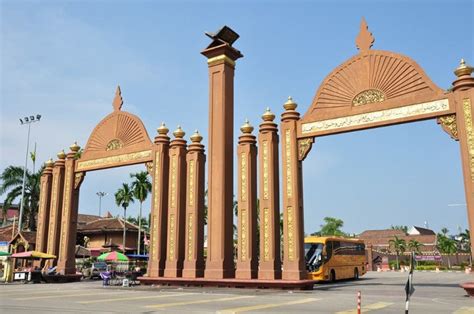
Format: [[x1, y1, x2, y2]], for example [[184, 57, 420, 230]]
[[455, 59, 473, 77], [355, 18, 375, 53], [112, 85, 123, 111], [205, 25, 240, 49], [240, 119, 254, 134]]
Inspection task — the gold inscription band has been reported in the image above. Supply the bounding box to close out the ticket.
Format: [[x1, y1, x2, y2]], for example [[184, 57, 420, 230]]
[[302, 99, 450, 134], [76, 150, 152, 171]]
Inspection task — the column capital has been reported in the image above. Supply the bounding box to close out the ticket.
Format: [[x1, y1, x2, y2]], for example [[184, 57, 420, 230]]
[[281, 97, 300, 122], [155, 122, 171, 145], [188, 130, 205, 153], [453, 58, 474, 91], [260, 108, 278, 132], [239, 120, 257, 145]]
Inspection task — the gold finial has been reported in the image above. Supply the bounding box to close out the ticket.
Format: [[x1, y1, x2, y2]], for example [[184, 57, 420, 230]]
[[283, 96, 297, 110], [45, 158, 54, 167], [69, 141, 81, 152], [173, 125, 185, 138], [112, 85, 123, 111], [240, 119, 254, 134], [190, 130, 203, 143], [157, 122, 169, 135], [355, 17, 374, 52], [454, 58, 473, 77], [57, 150, 66, 159], [262, 107, 275, 122]]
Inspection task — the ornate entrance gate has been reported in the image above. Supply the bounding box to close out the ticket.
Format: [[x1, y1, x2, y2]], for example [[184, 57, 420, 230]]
[[34, 21, 473, 287]]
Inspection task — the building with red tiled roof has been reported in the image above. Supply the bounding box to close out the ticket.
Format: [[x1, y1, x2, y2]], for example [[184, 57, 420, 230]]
[[77, 217, 141, 254], [359, 227, 437, 253]]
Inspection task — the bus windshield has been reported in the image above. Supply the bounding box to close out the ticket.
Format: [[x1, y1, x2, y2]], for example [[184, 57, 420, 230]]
[[304, 242, 324, 271]]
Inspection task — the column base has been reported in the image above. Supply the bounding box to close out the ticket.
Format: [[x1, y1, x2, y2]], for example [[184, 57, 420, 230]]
[[282, 270, 306, 280], [204, 268, 235, 279], [182, 260, 204, 278], [258, 270, 282, 280], [164, 261, 183, 278], [235, 269, 257, 280], [147, 261, 165, 277]]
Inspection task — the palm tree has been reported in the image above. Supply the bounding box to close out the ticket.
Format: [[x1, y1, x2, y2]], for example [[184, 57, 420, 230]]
[[408, 239, 423, 254], [0, 165, 43, 230], [389, 236, 407, 270], [459, 229, 472, 265], [115, 183, 134, 253], [130, 171, 151, 255], [437, 229, 457, 269]]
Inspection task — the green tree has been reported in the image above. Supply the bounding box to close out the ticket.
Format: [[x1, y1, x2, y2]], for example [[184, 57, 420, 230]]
[[391, 225, 408, 234], [437, 228, 457, 269], [130, 171, 152, 255], [389, 236, 407, 270], [408, 239, 423, 254], [115, 183, 134, 253], [0, 165, 43, 230], [458, 229, 472, 265], [312, 217, 346, 236]]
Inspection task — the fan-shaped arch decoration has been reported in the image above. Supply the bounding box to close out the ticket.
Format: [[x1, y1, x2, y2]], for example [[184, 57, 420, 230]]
[[306, 50, 443, 113], [77, 86, 154, 172], [299, 20, 452, 138]]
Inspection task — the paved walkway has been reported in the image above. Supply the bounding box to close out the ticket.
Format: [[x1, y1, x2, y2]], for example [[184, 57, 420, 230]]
[[1, 272, 472, 313]]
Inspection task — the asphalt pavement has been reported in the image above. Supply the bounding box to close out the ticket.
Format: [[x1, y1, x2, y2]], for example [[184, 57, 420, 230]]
[[0, 271, 472, 313]]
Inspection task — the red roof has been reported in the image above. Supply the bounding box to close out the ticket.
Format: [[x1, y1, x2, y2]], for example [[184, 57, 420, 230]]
[[79, 218, 139, 234]]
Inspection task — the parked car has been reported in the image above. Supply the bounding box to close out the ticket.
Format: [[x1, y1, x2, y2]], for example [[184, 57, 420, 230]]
[[90, 262, 108, 279]]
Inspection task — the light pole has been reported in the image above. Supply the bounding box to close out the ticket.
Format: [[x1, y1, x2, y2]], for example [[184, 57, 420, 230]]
[[96, 192, 107, 217], [18, 114, 41, 233]]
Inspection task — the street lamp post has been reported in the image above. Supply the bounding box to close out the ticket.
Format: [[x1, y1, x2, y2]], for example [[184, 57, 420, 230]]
[[18, 114, 41, 233], [96, 192, 107, 217]]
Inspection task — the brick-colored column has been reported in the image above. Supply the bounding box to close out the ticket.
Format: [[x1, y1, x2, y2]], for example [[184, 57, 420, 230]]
[[46, 151, 66, 266], [35, 159, 54, 254], [280, 97, 307, 280], [452, 60, 474, 255], [258, 109, 282, 280], [202, 31, 243, 279], [147, 123, 170, 278], [164, 126, 187, 278], [183, 131, 206, 278], [57, 142, 83, 275], [235, 120, 258, 279]]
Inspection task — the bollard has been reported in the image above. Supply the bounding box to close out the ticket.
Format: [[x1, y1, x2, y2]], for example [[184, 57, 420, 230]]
[[357, 290, 361, 314]]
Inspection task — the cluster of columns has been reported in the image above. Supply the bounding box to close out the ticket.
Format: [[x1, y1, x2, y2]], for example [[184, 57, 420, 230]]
[[147, 125, 207, 278], [35, 143, 83, 274]]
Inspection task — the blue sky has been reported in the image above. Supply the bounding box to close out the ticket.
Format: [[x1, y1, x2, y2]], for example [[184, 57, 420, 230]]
[[1, 0, 473, 235]]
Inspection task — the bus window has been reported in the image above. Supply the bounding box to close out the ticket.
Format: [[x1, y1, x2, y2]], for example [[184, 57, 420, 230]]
[[326, 241, 333, 260], [305, 243, 324, 272]]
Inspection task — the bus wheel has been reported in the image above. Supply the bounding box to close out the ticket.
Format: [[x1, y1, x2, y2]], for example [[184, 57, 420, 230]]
[[354, 268, 359, 280], [330, 270, 336, 282]]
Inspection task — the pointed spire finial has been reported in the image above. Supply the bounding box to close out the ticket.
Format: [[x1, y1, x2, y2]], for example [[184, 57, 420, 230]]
[[112, 85, 123, 111], [355, 18, 375, 53]]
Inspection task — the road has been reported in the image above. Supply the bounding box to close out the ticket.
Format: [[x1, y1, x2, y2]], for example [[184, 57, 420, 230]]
[[1, 271, 473, 313]]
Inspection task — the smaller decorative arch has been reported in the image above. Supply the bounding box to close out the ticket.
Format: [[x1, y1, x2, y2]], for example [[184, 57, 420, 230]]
[[77, 86, 154, 172]]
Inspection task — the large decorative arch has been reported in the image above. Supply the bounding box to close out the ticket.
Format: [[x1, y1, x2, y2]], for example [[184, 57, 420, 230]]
[[76, 86, 154, 172], [298, 19, 455, 139]]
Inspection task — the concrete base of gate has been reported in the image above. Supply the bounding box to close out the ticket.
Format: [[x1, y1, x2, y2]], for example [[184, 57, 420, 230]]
[[138, 276, 316, 290], [43, 273, 82, 283]]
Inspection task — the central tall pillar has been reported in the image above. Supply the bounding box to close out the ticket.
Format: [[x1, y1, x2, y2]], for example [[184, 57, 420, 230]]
[[202, 26, 243, 279]]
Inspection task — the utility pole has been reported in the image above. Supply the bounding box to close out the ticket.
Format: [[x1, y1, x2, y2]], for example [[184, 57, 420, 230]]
[[18, 114, 41, 233]]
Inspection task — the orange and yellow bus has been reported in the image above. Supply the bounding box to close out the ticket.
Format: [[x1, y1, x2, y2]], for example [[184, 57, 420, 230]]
[[304, 236, 367, 281]]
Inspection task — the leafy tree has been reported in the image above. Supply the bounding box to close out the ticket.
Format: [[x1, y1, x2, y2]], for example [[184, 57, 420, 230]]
[[130, 171, 152, 255], [458, 229, 472, 265], [389, 236, 407, 270], [408, 239, 423, 254], [115, 183, 134, 253], [0, 165, 43, 230], [312, 217, 346, 237], [391, 225, 408, 234], [437, 228, 457, 268]]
